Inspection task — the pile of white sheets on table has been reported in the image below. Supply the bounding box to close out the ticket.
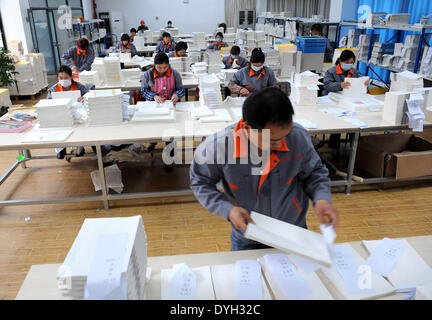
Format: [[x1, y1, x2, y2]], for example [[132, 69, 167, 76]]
[[131, 101, 176, 122], [57, 216, 147, 300], [169, 57, 192, 73], [199, 73, 223, 108], [289, 71, 320, 106], [79, 70, 100, 86], [34, 98, 74, 128], [85, 89, 123, 126], [390, 71, 424, 92], [103, 57, 123, 87], [205, 51, 222, 74]]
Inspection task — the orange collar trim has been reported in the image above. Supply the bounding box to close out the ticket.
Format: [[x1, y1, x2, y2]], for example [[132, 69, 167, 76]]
[[121, 43, 130, 49], [249, 67, 265, 79], [55, 82, 78, 92], [76, 48, 87, 56], [336, 63, 354, 76], [153, 67, 172, 79]]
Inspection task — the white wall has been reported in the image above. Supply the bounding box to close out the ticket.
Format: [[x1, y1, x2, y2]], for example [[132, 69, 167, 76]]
[[256, 0, 267, 17], [94, 0, 225, 35], [82, 0, 94, 20]]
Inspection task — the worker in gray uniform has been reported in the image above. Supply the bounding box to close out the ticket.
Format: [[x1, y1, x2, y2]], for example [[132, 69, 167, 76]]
[[190, 87, 339, 251], [61, 38, 95, 73]]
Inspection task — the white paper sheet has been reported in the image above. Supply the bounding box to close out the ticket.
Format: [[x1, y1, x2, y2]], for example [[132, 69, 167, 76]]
[[84, 233, 128, 300], [198, 108, 233, 123], [264, 254, 312, 300], [288, 254, 321, 274], [51, 90, 81, 101], [175, 102, 194, 112], [295, 119, 318, 129], [320, 224, 336, 245], [416, 282, 432, 300], [169, 263, 197, 300], [343, 76, 369, 97], [343, 117, 370, 128], [320, 108, 356, 117], [317, 96, 336, 105], [22, 129, 73, 142], [235, 260, 263, 300], [365, 238, 406, 277]]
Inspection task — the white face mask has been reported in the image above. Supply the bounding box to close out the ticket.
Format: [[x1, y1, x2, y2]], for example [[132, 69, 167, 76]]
[[251, 64, 263, 72], [59, 79, 71, 87], [341, 63, 353, 71]]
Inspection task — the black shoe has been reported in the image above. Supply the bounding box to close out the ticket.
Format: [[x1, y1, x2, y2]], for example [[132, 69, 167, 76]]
[[164, 164, 174, 172], [75, 147, 85, 157], [57, 148, 66, 159]]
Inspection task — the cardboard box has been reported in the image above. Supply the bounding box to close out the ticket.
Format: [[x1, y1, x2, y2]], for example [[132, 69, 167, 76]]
[[355, 134, 432, 179]]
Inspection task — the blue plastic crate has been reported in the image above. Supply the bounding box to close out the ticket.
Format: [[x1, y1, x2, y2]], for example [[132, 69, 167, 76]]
[[295, 36, 327, 53]]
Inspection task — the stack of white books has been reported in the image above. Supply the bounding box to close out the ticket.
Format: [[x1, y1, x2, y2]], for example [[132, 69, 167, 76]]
[[85, 89, 123, 126], [8, 40, 24, 57], [132, 101, 176, 122], [390, 71, 423, 92], [263, 48, 281, 76], [289, 71, 320, 106], [57, 216, 147, 300], [188, 49, 202, 64], [191, 62, 208, 75], [169, 57, 192, 73], [199, 74, 222, 108], [79, 70, 100, 86], [277, 46, 297, 78], [103, 57, 123, 87], [91, 58, 105, 76], [204, 51, 222, 74], [382, 91, 410, 125], [221, 69, 238, 86], [133, 36, 145, 51], [14, 61, 33, 81], [34, 98, 74, 128], [223, 33, 236, 45], [193, 32, 207, 50], [143, 30, 153, 44], [121, 68, 141, 83]]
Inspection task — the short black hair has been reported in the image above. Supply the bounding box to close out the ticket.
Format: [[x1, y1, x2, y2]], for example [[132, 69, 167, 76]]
[[336, 49, 356, 65], [243, 87, 294, 129], [311, 23, 322, 33], [176, 41, 188, 52], [162, 32, 171, 39], [154, 52, 169, 65], [215, 32, 224, 38], [58, 65, 73, 77], [168, 20, 172, 24], [218, 23, 227, 33], [250, 48, 265, 63], [230, 45, 240, 55], [77, 38, 89, 50], [121, 33, 130, 42], [130, 28, 137, 33], [137, 25, 146, 32]]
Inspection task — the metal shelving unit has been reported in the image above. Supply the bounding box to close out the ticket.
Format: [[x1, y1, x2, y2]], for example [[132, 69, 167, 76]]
[[338, 21, 432, 85], [73, 19, 105, 55]]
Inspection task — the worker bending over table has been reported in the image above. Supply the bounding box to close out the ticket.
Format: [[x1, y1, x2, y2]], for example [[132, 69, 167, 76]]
[[47, 65, 89, 159], [190, 87, 339, 250], [324, 49, 370, 152], [115, 33, 138, 57], [222, 45, 248, 69], [168, 41, 188, 57], [155, 32, 175, 54], [207, 32, 228, 51], [228, 48, 278, 97], [61, 38, 95, 73], [141, 52, 185, 171]]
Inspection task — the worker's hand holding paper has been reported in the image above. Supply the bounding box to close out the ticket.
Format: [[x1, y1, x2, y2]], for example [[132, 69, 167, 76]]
[[170, 94, 179, 104], [228, 206, 253, 231], [314, 199, 339, 229], [154, 95, 164, 104]]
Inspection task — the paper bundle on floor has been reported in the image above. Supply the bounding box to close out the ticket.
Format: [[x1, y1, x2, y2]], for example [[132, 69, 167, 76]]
[[318, 243, 395, 300], [211, 260, 272, 300], [78, 70, 100, 86], [244, 211, 332, 266], [382, 91, 410, 125], [363, 238, 432, 288], [103, 57, 123, 86], [161, 263, 215, 300], [258, 254, 333, 300], [34, 98, 74, 128], [90, 164, 124, 194], [342, 76, 369, 97], [390, 71, 423, 92], [85, 89, 123, 126], [198, 73, 222, 108], [57, 216, 147, 300]]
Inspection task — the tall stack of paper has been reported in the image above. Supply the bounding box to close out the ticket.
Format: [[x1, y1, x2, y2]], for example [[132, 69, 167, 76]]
[[369, 42, 395, 65], [363, 238, 432, 288], [244, 211, 332, 266], [121, 68, 141, 83], [289, 71, 320, 106], [204, 51, 222, 74], [57, 216, 147, 300], [221, 69, 238, 86], [103, 57, 123, 87], [382, 91, 410, 125], [188, 49, 202, 64], [133, 36, 145, 51], [91, 58, 105, 76], [258, 254, 333, 300], [263, 48, 281, 76], [169, 57, 192, 73], [227, 27, 235, 33], [277, 45, 297, 78], [8, 40, 24, 56], [35, 98, 74, 128], [143, 30, 153, 43], [193, 32, 207, 50], [191, 62, 208, 75], [414, 87, 432, 112], [199, 74, 222, 108], [132, 101, 176, 122], [390, 71, 423, 92], [420, 46, 432, 77], [223, 33, 236, 45], [342, 76, 369, 97], [85, 89, 123, 126], [79, 70, 100, 86], [14, 61, 33, 81], [318, 243, 395, 300]]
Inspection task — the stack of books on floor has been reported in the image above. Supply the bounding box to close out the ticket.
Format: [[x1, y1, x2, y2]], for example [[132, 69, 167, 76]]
[[79, 70, 100, 86], [34, 98, 74, 128], [85, 89, 123, 126], [103, 57, 123, 87], [57, 216, 147, 300], [289, 71, 320, 106], [204, 51, 222, 74], [199, 73, 223, 108]]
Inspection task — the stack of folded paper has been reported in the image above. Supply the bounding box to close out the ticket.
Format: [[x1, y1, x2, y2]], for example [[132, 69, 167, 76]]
[[169, 57, 192, 73], [85, 89, 123, 126], [132, 101, 176, 122], [103, 57, 123, 86], [390, 71, 423, 92], [191, 62, 208, 75], [289, 71, 320, 106], [35, 98, 74, 128], [199, 74, 222, 108], [121, 68, 141, 83], [79, 70, 100, 86], [193, 32, 207, 50], [205, 51, 222, 74]]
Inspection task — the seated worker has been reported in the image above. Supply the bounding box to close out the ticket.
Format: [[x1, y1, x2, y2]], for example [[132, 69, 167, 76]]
[[155, 32, 176, 53], [166, 20, 174, 29], [115, 33, 138, 57], [130, 28, 137, 42], [141, 52, 185, 170], [168, 41, 188, 57], [190, 87, 339, 251], [311, 23, 334, 61], [61, 38, 95, 73], [222, 45, 248, 69], [137, 19, 149, 32], [324, 49, 370, 151], [207, 32, 228, 51], [218, 22, 227, 33], [47, 65, 89, 159], [228, 48, 278, 97]]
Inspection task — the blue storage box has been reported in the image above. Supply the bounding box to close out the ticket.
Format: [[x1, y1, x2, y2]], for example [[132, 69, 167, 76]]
[[295, 36, 327, 53]]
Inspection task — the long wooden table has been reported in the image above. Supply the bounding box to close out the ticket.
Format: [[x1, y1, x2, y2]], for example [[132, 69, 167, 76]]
[[1, 99, 432, 210], [14, 235, 432, 300]]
